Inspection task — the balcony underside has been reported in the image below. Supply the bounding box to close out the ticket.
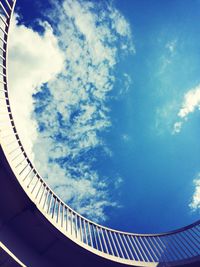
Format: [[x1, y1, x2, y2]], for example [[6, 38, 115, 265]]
[[0, 145, 199, 267]]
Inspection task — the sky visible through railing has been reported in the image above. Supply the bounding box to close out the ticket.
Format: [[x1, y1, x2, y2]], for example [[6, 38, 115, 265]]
[[8, 0, 200, 234]]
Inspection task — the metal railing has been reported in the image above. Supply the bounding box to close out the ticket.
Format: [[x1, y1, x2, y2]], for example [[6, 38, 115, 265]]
[[0, 0, 199, 266]]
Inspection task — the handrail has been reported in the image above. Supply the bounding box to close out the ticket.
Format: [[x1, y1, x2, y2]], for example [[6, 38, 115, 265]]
[[0, 1, 199, 266]]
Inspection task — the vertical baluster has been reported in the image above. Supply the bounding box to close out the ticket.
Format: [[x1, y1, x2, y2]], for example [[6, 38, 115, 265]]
[[188, 229, 200, 249], [83, 219, 88, 245], [19, 162, 29, 176], [176, 232, 194, 258], [0, 63, 6, 70], [15, 156, 27, 169], [57, 200, 61, 224], [92, 225, 98, 250], [173, 234, 190, 259], [79, 217, 83, 242], [118, 233, 129, 259], [22, 166, 34, 182], [191, 228, 200, 242], [66, 208, 68, 232], [70, 211, 73, 236], [0, 54, 5, 61], [144, 237, 159, 262], [38, 185, 45, 204], [27, 173, 36, 188], [100, 228, 109, 254], [130, 236, 145, 262], [134, 236, 149, 262], [114, 232, 125, 259], [109, 231, 119, 257], [68, 209, 72, 234], [42, 189, 49, 210], [5, 0, 11, 10], [97, 227, 103, 252], [51, 198, 56, 219], [138, 236, 153, 262], [157, 236, 176, 262], [168, 235, 185, 260], [75, 213, 78, 239], [35, 180, 43, 200], [88, 222, 93, 248], [61, 204, 64, 228], [47, 193, 53, 214], [183, 230, 199, 255], [0, 15, 8, 27], [148, 237, 164, 262], [0, 2, 9, 18], [127, 235, 138, 261], [105, 230, 114, 256], [31, 175, 39, 194], [196, 225, 200, 233], [0, 30, 7, 42], [122, 234, 134, 260]]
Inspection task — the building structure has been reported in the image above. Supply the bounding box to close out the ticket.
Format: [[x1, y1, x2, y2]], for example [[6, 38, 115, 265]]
[[0, 0, 200, 266]]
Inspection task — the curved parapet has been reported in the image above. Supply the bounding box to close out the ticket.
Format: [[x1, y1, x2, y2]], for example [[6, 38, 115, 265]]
[[0, 241, 26, 266], [0, 0, 200, 266]]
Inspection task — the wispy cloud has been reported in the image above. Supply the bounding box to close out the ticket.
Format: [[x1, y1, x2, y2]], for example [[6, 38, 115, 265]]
[[189, 175, 200, 211], [165, 40, 177, 53], [154, 100, 179, 135], [172, 85, 200, 212], [121, 134, 130, 142], [157, 39, 178, 75], [173, 84, 200, 134], [8, 0, 134, 222]]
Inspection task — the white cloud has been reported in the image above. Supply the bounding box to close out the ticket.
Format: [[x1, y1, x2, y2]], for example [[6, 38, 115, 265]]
[[122, 134, 130, 142], [166, 40, 177, 53], [110, 8, 133, 40], [178, 85, 200, 118], [172, 85, 200, 212], [8, 14, 64, 161], [172, 121, 182, 134], [117, 73, 132, 96], [189, 175, 200, 211], [114, 176, 123, 189], [157, 39, 177, 75], [8, 0, 134, 222], [154, 101, 179, 135], [173, 84, 200, 133]]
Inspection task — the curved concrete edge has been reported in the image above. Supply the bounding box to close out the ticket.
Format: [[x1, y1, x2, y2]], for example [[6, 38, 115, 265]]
[[0, 0, 199, 266], [3, 140, 198, 267], [1, 135, 200, 267], [0, 145, 158, 267], [0, 144, 156, 267], [0, 241, 26, 266]]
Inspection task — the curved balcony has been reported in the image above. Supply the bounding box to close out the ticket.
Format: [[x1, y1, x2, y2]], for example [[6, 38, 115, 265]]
[[0, 0, 199, 266]]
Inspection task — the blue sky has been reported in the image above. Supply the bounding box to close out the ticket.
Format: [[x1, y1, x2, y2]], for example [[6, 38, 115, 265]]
[[8, 0, 200, 233]]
